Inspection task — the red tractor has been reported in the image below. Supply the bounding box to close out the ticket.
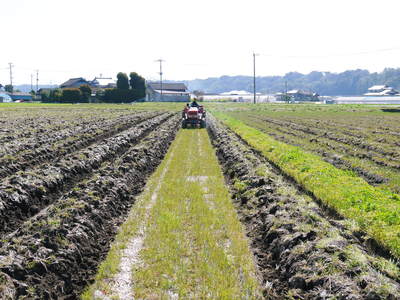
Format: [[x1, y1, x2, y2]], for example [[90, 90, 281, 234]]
[[182, 103, 206, 128]]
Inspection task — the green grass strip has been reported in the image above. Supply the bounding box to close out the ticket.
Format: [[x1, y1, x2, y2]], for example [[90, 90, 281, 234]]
[[214, 112, 400, 259], [133, 129, 260, 298], [82, 128, 261, 299]]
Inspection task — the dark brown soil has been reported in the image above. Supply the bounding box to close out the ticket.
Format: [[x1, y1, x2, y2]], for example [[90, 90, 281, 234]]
[[0, 114, 180, 299], [0, 113, 172, 238]]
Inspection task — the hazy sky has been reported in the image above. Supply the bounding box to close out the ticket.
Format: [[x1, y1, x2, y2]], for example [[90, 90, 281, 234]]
[[2, 0, 400, 85]]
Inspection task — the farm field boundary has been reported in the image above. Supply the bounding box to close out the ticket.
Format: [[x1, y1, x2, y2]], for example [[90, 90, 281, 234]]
[[213, 112, 400, 260], [83, 128, 262, 299]]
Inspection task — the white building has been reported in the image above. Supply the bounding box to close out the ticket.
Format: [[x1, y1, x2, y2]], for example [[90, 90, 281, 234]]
[[364, 85, 399, 96], [146, 83, 190, 102]]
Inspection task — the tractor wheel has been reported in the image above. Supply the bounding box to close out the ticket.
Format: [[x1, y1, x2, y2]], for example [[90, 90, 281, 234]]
[[200, 120, 206, 128], [182, 121, 187, 129]]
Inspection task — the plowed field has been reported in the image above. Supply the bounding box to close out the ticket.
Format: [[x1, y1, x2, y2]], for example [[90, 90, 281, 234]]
[[1, 103, 399, 299]]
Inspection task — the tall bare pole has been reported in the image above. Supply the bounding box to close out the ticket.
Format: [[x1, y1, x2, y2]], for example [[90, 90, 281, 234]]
[[8, 63, 13, 93], [155, 59, 164, 101], [31, 74, 33, 92], [253, 53, 258, 104], [36, 70, 39, 93]]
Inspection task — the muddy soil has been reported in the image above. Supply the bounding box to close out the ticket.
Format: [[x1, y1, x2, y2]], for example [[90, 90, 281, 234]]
[[0, 115, 180, 299], [208, 115, 400, 299], [0, 113, 172, 238], [0, 111, 161, 180]]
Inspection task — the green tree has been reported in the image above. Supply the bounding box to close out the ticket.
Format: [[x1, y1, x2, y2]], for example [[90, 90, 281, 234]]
[[79, 84, 92, 102], [50, 89, 62, 101], [129, 72, 146, 100], [117, 72, 129, 90], [103, 88, 135, 103], [61, 88, 81, 103], [40, 90, 50, 102], [4, 85, 13, 93]]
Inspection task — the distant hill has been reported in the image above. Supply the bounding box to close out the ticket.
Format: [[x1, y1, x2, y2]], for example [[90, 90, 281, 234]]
[[13, 85, 58, 93], [184, 68, 400, 96]]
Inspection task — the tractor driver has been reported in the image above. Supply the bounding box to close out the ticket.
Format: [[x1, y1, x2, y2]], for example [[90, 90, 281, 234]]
[[191, 100, 199, 107]]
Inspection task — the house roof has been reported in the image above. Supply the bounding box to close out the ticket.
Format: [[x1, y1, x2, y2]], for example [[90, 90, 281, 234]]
[[368, 85, 388, 91], [91, 77, 116, 87], [60, 77, 89, 88], [220, 90, 251, 95], [148, 82, 187, 91], [154, 90, 190, 95]]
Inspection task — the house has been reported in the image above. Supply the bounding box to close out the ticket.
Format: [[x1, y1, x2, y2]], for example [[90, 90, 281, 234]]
[[364, 85, 399, 96], [90, 77, 116, 90], [146, 82, 190, 102], [60, 78, 91, 89], [276, 90, 319, 102]]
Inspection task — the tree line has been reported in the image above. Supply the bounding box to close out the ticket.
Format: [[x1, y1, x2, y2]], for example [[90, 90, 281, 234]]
[[40, 72, 146, 103], [187, 68, 400, 96]]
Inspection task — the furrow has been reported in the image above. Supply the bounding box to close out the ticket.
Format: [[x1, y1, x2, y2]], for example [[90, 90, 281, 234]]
[[0, 115, 180, 299], [0, 113, 172, 238], [0, 111, 160, 179]]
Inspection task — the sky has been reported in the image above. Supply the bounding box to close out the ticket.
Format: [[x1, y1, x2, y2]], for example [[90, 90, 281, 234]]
[[1, 0, 400, 85]]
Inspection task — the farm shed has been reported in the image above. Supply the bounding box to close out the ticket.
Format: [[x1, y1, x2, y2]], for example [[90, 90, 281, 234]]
[[146, 82, 190, 102], [276, 90, 319, 102]]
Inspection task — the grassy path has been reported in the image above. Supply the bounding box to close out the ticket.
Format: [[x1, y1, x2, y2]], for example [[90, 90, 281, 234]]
[[83, 129, 261, 299]]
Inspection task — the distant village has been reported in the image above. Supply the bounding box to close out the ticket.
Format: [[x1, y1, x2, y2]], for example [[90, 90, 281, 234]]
[[1, 75, 400, 104], [0, 76, 191, 103]]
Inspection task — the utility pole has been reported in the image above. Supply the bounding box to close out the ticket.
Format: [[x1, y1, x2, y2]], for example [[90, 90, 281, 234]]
[[253, 53, 258, 104], [36, 70, 39, 93], [31, 74, 33, 92], [8, 63, 13, 93], [155, 59, 164, 101], [285, 80, 288, 103]]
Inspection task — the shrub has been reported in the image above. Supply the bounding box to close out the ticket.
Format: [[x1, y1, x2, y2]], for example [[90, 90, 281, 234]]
[[61, 88, 82, 103], [79, 85, 92, 102]]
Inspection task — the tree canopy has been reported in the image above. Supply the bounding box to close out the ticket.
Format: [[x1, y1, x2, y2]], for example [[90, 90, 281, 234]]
[[117, 72, 129, 90]]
